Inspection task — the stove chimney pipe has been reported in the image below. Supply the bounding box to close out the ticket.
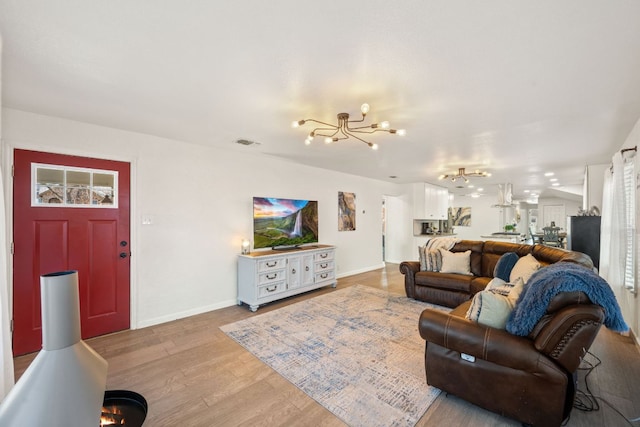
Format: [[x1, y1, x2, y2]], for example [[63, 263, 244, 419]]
[[0, 271, 108, 426]]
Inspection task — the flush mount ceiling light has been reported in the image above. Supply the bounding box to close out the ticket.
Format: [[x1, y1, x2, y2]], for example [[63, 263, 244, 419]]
[[438, 167, 491, 183], [292, 103, 406, 150]]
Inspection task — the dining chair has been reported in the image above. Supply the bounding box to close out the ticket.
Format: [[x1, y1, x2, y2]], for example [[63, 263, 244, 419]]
[[542, 226, 562, 247]]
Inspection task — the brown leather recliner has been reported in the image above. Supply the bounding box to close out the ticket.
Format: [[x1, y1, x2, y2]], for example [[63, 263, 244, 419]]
[[419, 291, 605, 427]]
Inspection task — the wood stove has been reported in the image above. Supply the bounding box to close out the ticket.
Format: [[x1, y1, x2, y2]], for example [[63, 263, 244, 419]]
[[0, 271, 148, 426], [101, 390, 147, 426]]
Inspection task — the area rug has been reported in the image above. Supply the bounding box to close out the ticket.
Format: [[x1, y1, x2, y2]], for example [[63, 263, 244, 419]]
[[220, 285, 449, 427]]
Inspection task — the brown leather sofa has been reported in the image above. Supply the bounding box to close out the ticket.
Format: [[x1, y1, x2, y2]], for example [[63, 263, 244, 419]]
[[419, 287, 604, 426], [399, 240, 594, 308], [401, 240, 604, 426]]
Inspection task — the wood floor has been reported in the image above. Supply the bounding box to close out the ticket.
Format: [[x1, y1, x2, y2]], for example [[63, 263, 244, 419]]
[[14, 264, 640, 426]]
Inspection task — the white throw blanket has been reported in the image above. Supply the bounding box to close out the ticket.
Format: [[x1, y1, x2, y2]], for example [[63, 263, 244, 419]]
[[420, 237, 461, 271]]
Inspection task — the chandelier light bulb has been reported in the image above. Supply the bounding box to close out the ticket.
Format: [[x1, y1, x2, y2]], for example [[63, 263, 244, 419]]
[[304, 139, 311, 145], [292, 121, 300, 128], [360, 103, 370, 115], [325, 137, 333, 144], [371, 143, 379, 150], [397, 129, 406, 136], [380, 121, 390, 129]]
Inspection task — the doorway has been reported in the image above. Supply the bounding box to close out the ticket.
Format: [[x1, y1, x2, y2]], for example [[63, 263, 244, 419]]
[[12, 149, 131, 355], [382, 195, 406, 264]]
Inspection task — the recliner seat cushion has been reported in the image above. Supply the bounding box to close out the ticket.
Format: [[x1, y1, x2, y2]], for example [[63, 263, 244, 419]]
[[415, 271, 473, 293]]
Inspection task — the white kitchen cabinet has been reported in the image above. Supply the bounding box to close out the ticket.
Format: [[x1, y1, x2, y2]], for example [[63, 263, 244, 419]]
[[413, 183, 449, 220], [237, 245, 336, 311]]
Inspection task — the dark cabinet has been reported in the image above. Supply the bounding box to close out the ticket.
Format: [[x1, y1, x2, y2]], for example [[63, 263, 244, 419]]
[[566, 216, 601, 269]]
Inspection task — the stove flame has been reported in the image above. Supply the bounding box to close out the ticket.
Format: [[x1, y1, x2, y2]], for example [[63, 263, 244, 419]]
[[100, 405, 125, 425]]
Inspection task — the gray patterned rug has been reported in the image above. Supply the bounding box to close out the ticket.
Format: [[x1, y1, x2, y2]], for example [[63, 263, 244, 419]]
[[220, 285, 447, 427]]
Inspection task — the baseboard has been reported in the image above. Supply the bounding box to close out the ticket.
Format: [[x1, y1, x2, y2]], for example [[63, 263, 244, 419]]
[[632, 329, 640, 352], [337, 262, 386, 279], [136, 262, 388, 328], [134, 298, 238, 329]]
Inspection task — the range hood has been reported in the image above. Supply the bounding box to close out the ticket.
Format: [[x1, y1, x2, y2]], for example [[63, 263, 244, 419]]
[[0, 271, 108, 426], [493, 183, 514, 207]]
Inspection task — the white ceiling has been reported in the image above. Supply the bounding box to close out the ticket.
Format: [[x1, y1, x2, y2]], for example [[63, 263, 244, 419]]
[[2, 1, 640, 202]]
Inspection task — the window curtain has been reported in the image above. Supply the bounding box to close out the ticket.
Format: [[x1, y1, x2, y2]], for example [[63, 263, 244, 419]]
[[600, 150, 636, 297]]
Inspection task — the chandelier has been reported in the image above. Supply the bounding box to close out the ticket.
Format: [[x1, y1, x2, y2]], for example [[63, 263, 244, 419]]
[[438, 167, 491, 183], [292, 103, 406, 150]]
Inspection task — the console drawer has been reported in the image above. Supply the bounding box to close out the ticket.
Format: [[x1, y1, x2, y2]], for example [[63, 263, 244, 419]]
[[314, 251, 334, 262], [258, 270, 286, 285], [258, 282, 286, 299], [315, 260, 334, 271], [315, 270, 335, 283], [257, 258, 286, 272]]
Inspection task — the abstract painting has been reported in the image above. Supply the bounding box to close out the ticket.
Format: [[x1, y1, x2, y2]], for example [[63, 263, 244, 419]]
[[338, 191, 356, 231], [450, 206, 471, 226]]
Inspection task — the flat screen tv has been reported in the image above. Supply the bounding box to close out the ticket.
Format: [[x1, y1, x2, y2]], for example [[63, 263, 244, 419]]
[[253, 197, 319, 249]]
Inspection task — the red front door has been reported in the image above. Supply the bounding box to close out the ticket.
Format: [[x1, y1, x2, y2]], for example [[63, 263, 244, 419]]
[[12, 149, 131, 356]]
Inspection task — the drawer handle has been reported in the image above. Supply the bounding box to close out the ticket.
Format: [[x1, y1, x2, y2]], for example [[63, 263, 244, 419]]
[[266, 273, 277, 280], [291, 268, 296, 274], [320, 253, 328, 259], [305, 266, 309, 271], [320, 273, 328, 279], [265, 286, 278, 292], [266, 261, 277, 267], [320, 263, 328, 269]]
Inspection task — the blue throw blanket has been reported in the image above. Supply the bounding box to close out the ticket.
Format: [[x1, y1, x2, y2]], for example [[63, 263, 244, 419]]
[[506, 262, 628, 336]]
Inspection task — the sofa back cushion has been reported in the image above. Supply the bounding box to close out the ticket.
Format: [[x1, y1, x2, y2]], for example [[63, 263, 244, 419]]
[[531, 245, 594, 269], [480, 241, 533, 277], [451, 240, 484, 276]]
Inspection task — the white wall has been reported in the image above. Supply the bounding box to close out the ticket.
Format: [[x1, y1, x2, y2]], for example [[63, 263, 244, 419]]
[[447, 195, 500, 241], [1, 108, 405, 328]]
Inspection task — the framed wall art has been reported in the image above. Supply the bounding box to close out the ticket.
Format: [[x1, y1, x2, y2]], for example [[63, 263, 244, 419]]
[[338, 191, 356, 231]]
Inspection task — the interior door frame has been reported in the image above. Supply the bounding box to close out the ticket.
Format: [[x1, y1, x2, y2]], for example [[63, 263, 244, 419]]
[[2, 142, 140, 335]]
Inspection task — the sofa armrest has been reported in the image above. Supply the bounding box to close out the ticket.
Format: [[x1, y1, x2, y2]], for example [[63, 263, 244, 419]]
[[419, 309, 557, 374], [533, 305, 604, 372], [399, 261, 420, 299]]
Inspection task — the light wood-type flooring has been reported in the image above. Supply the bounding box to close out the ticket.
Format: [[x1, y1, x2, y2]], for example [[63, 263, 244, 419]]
[[13, 263, 640, 426]]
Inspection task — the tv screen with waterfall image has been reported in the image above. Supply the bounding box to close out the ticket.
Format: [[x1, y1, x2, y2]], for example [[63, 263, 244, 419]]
[[253, 197, 319, 249]]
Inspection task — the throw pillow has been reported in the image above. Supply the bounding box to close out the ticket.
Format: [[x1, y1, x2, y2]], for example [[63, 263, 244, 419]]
[[425, 249, 443, 272], [466, 277, 524, 329], [418, 246, 427, 271], [439, 249, 472, 275], [471, 291, 516, 329], [486, 276, 525, 297], [419, 245, 443, 272], [493, 252, 519, 282], [509, 253, 541, 284]]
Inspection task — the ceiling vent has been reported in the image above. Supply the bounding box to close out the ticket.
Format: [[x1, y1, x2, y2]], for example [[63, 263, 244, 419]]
[[235, 139, 260, 146]]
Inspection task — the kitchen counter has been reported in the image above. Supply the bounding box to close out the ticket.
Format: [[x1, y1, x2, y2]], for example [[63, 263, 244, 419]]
[[481, 233, 523, 243]]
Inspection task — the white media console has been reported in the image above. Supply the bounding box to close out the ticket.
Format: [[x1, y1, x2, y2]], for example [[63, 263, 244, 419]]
[[237, 245, 337, 311]]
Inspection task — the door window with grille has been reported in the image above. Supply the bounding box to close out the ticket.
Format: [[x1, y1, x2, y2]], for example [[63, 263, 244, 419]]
[[32, 163, 118, 208]]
